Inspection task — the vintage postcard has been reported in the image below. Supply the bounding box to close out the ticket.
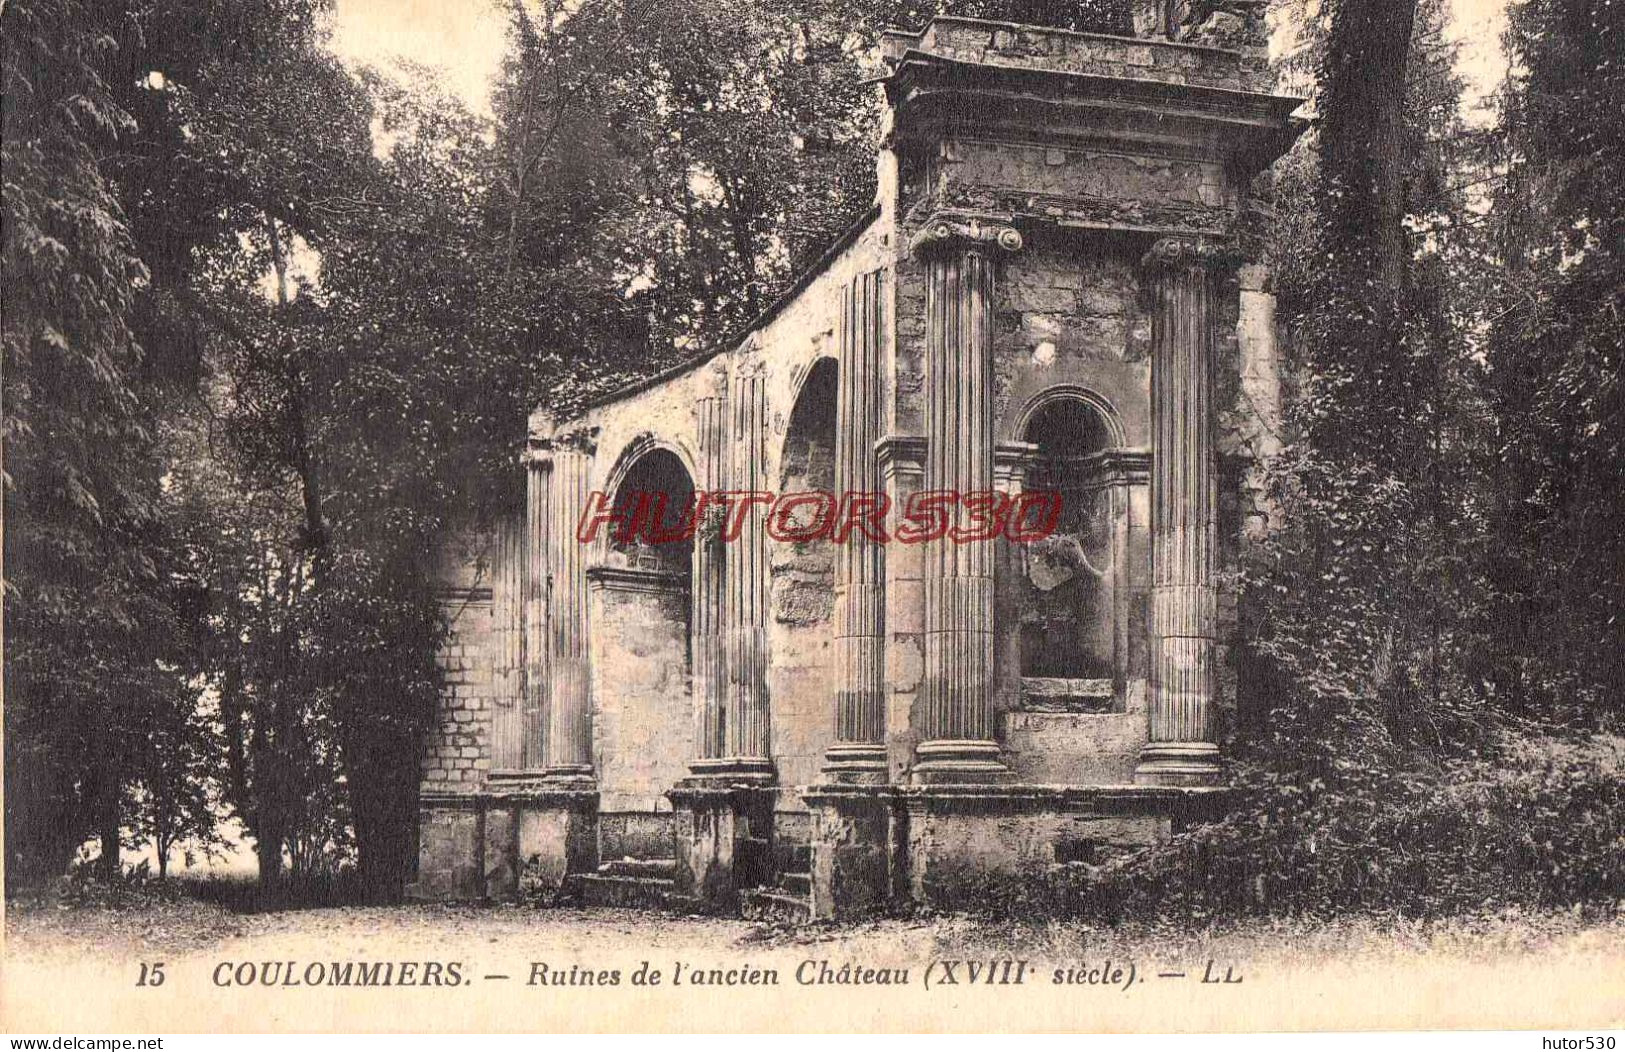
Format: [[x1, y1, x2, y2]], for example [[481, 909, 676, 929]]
[[3, 0, 1621, 1037]]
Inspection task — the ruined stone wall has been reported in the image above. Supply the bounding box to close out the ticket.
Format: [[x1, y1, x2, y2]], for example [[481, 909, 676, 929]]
[[588, 575, 694, 812], [769, 423, 837, 800], [1215, 261, 1283, 741], [991, 238, 1152, 441], [570, 215, 892, 810]]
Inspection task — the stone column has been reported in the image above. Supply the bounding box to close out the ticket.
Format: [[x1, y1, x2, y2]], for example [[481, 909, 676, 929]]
[[720, 365, 773, 781], [824, 270, 888, 781], [1136, 237, 1223, 786], [911, 215, 1021, 783], [520, 416, 552, 771], [544, 428, 594, 783], [688, 393, 728, 773]]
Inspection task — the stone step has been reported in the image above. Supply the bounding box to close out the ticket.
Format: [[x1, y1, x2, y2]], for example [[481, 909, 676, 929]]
[[599, 857, 677, 879], [740, 887, 811, 924], [575, 873, 675, 910], [777, 871, 810, 895]]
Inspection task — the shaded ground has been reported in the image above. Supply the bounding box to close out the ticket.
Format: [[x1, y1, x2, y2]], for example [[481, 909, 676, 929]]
[[4, 888, 1622, 1032]]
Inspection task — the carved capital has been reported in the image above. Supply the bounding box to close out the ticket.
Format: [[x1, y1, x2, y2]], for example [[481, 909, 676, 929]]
[[1140, 236, 1239, 274], [527, 407, 556, 441], [550, 425, 598, 457], [909, 212, 1024, 258]]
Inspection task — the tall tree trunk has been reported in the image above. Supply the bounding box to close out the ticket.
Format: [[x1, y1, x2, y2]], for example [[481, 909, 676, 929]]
[[98, 788, 120, 880], [156, 827, 170, 882], [264, 215, 330, 582], [1321, 0, 1419, 294]]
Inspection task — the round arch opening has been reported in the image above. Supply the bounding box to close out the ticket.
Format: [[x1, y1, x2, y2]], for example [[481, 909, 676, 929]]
[[1018, 393, 1118, 680]]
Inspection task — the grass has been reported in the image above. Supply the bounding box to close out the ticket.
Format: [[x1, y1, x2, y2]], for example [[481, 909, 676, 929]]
[[7, 873, 1621, 967]]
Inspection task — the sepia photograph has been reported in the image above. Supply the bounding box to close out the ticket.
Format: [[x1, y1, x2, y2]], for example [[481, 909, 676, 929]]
[[2, 0, 1621, 1037]]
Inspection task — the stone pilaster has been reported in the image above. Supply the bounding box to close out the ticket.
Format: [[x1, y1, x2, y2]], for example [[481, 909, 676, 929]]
[[1136, 237, 1224, 786], [545, 428, 595, 783], [825, 270, 888, 781], [520, 416, 552, 771], [993, 441, 1041, 715], [488, 516, 526, 772], [689, 393, 728, 773], [877, 435, 926, 778], [912, 214, 1022, 783], [716, 364, 773, 781]]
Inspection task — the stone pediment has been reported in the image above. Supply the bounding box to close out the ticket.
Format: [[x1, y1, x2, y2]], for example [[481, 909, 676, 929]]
[[882, 17, 1305, 240]]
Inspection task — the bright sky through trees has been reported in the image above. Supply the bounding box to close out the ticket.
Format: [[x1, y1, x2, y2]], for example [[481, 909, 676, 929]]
[[328, 0, 1513, 118]]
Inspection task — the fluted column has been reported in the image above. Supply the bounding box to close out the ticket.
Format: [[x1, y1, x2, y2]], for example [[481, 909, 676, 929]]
[[824, 270, 888, 781], [720, 365, 773, 781], [688, 392, 729, 774], [1136, 237, 1223, 786], [521, 419, 552, 771], [912, 215, 1022, 782], [544, 428, 594, 782]]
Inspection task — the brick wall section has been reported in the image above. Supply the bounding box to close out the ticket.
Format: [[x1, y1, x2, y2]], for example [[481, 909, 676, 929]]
[[422, 534, 505, 794]]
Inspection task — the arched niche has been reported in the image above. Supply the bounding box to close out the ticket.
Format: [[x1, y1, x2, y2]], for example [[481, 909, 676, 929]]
[[772, 357, 838, 626], [601, 444, 696, 577], [587, 441, 697, 813], [767, 356, 839, 795], [1015, 389, 1133, 706]]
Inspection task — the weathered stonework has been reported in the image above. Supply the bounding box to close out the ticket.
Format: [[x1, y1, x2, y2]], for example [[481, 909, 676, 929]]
[[412, 13, 1303, 915]]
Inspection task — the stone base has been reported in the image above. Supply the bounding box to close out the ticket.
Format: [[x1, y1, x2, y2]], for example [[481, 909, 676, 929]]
[[803, 784, 899, 920], [1133, 741, 1224, 787], [684, 758, 776, 785], [514, 786, 599, 899], [795, 783, 1229, 914], [910, 738, 1011, 784], [666, 782, 775, 911], [820, 743, 889, 785], [408, 794, 485, 901], [407, 785, 598, 903]]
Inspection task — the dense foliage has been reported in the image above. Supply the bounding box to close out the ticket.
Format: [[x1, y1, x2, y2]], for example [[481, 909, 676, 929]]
[[1058, 0, 1623, 920], [1485, 0, 1624, 727]]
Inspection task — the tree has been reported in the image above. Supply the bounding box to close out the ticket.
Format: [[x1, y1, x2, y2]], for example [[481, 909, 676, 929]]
[[1240, 0, 1508, 779], [2, 0, 182, 886]]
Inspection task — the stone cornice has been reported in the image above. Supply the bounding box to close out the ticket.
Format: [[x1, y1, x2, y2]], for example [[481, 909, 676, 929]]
[[546, 426, 599, 457], [994, 440, 1043, 482], [875, 434, 928, 470], [524, 409, 598, 456], [585, 565, 689, 595]]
